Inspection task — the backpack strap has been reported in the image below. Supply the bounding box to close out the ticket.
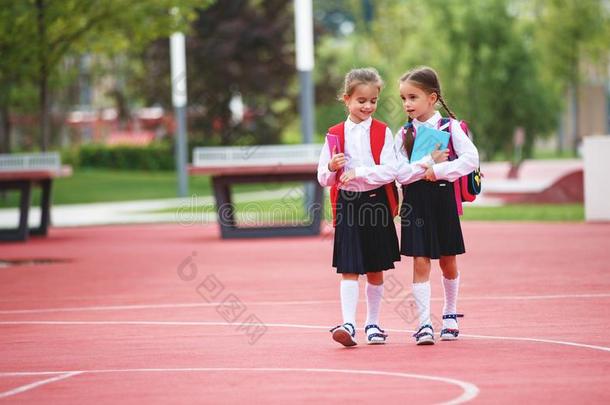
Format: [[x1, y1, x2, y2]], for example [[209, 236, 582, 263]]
[[370, 119, 399, 217], [439, 117, 457, 160], [438, 117, 463, 216], [327, 122, 345, 227]]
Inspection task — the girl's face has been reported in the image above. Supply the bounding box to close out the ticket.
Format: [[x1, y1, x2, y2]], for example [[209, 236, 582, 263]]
[[399, 80, 438, 122], [343, 83, 379, 123]]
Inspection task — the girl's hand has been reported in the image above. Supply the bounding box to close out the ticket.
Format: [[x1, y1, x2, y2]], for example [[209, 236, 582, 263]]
[[328, 147, 346, 172], [424, 167, 437, 181], [431, 143, 449, 163], [340, 168, 356, 184]]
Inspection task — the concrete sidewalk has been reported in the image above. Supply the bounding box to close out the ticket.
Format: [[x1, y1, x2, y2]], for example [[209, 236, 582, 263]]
[[0, 188, 297, 228], [0, 186, 503, 228]]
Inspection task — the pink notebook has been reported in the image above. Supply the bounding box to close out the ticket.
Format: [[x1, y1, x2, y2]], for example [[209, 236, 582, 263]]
[[326, 133, 341, 155]]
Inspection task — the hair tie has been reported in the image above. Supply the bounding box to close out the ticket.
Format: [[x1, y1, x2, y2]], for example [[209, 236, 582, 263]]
[[404, 122, 413, 129]]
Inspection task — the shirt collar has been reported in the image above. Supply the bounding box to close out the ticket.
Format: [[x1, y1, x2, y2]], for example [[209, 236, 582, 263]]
[[345, 116, 372, 132], [413, 111, 442, 128]]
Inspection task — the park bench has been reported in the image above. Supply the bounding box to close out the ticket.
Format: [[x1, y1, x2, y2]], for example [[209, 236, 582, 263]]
[[189, 144, 324, 239], [0, 152, 71, 241]]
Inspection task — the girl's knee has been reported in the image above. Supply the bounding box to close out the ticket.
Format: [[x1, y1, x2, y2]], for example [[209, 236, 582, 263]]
[[440, 256, 459, 278], [413, 257, 431, 270], [440, 255, 456, 267], [366, 272, 383, 285], [341, 273, 359, 281]]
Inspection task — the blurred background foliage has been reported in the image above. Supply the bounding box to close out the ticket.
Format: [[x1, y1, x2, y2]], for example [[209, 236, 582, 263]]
[[1, 0, 609, 164]]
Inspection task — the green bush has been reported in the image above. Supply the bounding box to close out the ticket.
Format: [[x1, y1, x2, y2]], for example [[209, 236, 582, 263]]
[[70, 142, 176, 171]]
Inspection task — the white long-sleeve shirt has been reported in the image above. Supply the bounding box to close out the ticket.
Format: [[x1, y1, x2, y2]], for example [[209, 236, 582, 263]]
[[317, 117, 398, 192], [395, 111, 479, 184]]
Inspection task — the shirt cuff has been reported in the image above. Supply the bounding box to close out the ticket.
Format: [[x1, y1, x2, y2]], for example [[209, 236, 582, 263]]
[[354, 167, 368, 178], [432, 164, 445, 180], [413, 155, 434, 167]]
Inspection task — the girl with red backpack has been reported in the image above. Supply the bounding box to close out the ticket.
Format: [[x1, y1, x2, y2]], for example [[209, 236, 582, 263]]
[[395, 66, 479, 345], [317, 67, 400, 347]]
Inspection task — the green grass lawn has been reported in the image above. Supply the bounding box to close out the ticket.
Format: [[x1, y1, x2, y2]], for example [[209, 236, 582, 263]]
[[0, 169, 307, 208], [0, 168, 213, 207], [461, 203, 584, 221]]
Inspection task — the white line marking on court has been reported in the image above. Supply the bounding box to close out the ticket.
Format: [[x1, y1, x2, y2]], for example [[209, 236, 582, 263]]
[[0, 371, 82, 399], [1, 292, 609, 315], [0, 368, 478, 404], [1, 320, 609, 353]]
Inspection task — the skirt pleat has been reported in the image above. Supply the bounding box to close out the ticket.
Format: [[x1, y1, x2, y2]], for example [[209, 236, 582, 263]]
[[332, 187, 400, 274], [400, 180, 465, 259]]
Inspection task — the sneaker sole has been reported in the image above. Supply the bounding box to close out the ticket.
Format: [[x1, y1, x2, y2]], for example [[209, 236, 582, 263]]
[[332, 329, 357, 347], [367, 339, 386, 345], [440, 334, 458, 341], [416, 337, 435, 345]]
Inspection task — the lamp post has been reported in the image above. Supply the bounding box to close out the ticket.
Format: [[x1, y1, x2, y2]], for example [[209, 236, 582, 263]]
[[294, 0, 316, 210], [294, 0, 315, 145], [170, 32, 188, 197]]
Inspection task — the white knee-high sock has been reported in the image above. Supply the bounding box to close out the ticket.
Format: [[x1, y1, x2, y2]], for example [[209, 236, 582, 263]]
[[412, 281, 431, 327], [365, 282, 384, 326], [340, 280, 359, 327], [442, 273, 460, 329]]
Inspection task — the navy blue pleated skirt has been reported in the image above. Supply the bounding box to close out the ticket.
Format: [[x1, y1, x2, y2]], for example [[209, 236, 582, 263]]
[[332, 186, 401, 274], [400, 180, 465, 259]]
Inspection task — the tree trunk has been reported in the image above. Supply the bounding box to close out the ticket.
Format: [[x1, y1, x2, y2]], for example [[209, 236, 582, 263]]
[[37, 0, 50, 151], [39, 69, 50, 151], [571, 83, 580, 154], [0, 104, 11, 154]]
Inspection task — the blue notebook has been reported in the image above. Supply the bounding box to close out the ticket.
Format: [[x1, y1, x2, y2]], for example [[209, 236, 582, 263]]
[[410, 125, 450, 162]]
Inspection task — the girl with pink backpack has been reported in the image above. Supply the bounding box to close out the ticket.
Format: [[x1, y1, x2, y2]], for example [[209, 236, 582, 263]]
[[394, 66, 480, 345]]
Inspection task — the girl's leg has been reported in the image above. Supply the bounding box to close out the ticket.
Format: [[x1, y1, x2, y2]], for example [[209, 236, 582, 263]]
[[365, 272, 384, 326], [412, 257, 432, 327], [340, 274, 359, 328], [439, 255, 458, 280], [439, 255, 460, 330]]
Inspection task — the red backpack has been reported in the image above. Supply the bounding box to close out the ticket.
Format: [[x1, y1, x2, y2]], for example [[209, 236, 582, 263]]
[[327, 119, 399, 227]]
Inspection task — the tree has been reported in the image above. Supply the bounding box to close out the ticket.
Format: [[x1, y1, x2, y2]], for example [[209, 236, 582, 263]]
[[313, 0, 559, 159], [189, 0, 297, 145], [137, 0, 297, 146], [436, 0, 558, 159], [0, 0, 207, 151], [0, 1, 37, 152], [530, 0, 610, 152]]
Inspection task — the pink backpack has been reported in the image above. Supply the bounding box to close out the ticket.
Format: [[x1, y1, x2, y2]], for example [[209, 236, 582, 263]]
[[441, 118, 482, 209]]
